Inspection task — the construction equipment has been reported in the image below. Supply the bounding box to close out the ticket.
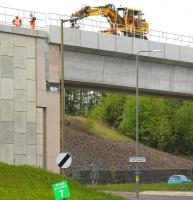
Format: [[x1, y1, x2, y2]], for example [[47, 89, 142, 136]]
[[71, 4, 149, 39]]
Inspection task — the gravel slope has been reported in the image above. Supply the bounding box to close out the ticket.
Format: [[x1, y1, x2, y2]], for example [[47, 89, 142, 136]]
[[64, 118, 193, 171]]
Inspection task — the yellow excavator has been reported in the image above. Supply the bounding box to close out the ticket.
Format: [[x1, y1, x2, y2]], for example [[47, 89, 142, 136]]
[[71, 4, 149, 39]]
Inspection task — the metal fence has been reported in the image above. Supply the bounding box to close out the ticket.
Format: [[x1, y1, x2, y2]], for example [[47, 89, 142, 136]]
[[1, 5, 193, 47], [71, 168, 193, 185]]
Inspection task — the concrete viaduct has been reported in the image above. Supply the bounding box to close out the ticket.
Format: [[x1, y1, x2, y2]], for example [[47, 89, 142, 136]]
[[0, 24, 193, 173]]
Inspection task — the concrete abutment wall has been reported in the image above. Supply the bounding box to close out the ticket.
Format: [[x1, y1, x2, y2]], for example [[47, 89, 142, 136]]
[[0, 26, 60, 173]]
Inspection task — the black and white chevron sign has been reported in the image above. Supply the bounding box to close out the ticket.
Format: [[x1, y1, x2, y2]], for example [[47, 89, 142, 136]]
[[56, 153, 72, 169]]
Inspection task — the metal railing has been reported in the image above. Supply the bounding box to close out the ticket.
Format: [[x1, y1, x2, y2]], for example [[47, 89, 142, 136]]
[[0, 5, 47, 30], [1, 5, 193, 47]]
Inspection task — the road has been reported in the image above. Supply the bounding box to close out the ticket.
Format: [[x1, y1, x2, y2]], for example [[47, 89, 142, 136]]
[[105, 191, 193, 200]]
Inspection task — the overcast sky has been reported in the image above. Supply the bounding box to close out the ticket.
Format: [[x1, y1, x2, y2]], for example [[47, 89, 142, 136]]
[[1, 0, 193, 36]]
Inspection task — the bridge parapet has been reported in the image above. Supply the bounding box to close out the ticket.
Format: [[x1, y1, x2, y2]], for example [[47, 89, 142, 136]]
[[49, 25, 193, 65]]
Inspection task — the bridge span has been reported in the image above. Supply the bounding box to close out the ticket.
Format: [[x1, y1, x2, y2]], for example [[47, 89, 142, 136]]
[[0, 23, 193, 173], [49, 25, 193, 99]]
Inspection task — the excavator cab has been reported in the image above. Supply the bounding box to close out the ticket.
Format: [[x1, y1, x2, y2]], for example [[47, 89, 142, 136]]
[[123, 8, 149, 38], [116, 7, 126, 26]]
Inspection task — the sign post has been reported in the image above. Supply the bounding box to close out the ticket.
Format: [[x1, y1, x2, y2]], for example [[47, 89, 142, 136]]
[[129, 156, 146, 200], [52, 180, 70, 200], [129, 156, 146, 163]]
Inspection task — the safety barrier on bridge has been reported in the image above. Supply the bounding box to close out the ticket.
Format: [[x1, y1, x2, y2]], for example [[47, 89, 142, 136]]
[[1, 5, 193, 47]]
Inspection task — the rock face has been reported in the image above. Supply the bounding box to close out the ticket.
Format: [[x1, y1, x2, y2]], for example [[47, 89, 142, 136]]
[[64, 118, 193, 172]]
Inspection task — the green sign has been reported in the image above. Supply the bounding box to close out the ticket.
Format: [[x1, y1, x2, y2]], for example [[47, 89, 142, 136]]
[[52, 180, 70, 200]]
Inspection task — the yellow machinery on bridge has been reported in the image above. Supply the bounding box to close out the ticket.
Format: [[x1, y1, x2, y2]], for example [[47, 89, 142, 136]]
[[71, 4, 149, 39]]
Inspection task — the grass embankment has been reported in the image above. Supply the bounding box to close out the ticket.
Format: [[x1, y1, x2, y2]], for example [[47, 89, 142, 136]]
[[90, 182, 193, 192], [75, 117, 129, 142], [0, 162, 124, 200]]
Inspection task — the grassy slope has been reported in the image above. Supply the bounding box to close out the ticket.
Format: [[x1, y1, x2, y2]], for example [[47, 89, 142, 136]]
[[74, 117, 130, 142], [90, 182, 193, 192], [0, 162, 124, 200]]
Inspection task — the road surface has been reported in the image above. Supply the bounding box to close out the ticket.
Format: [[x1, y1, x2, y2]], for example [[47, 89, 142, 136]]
[[105, 191, 193, 200]]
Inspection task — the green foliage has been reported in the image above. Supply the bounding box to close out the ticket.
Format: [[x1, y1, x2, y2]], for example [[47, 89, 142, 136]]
[[0, 162, 124, 200], [172, 102, 193, 154], [89, 93, 193, 156], [90, 93, 127, 128]]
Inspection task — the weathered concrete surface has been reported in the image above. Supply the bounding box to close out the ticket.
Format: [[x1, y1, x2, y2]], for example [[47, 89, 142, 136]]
[[0, 26, 60, 173], [49, 25, 193, 99]]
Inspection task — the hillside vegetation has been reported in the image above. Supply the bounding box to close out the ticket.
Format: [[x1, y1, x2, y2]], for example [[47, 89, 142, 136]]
[[75, 116, 130, 142], [0, 162, 124, 200]]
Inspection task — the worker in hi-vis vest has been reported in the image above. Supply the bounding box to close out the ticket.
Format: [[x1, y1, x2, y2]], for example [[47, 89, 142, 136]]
[[12, 16, 22, 27], [29, 13, 36, 29]]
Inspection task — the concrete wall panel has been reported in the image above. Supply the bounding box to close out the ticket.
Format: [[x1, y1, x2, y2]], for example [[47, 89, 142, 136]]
[[27, 154, 37, 165], [46, 93, 60, 173], [48, 26, 60, 44], [80, 30, 98, 49], [27, 102, 36, 123], [173, 66, 193, 92], [37, 155, 44, 168], [36, 39, 46, 97], [14, 68, 26, 90], [0, 122, 14, 144], [14, 46, 26, 68], [0, 144, 14, 164], [165, 44, 180, 60], [98, 34, 116, 51], [139, 62, 172, 91], [26, 37, 36, 58], [1, 78, 13, 99], [14, 90, 27, 111], [133, 38, 148, 55], [27, 80, 36, 101], [1, 100, 14, 121], [26, 59, 36, 80], [49, 45, 60, 82], [148, 41, 165, 58], [37, 144, 43, 155], [0, 33, 13, 56], [27, 145, 37, 165], [14, 34, 26, 47], [64, 51, 104, 83], [1, 56, 14, 78], [180, 46, 193, 63], [37, 108, 43, 134], [14, 155, 26, 165], [14, 112, 26, 133], [27, 123, 37, 145], [63, 28, 81, 46], [14, 134, 27, 154], [116, 36, 132, 54], [102, 57, 136, 87]]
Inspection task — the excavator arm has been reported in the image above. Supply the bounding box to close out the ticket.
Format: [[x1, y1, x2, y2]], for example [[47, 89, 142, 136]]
[[71, 4, 123, 28]]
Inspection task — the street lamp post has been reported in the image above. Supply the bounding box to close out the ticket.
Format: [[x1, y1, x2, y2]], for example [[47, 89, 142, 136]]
[[61, 19, 65, 153], [135, 49, 163, 200]]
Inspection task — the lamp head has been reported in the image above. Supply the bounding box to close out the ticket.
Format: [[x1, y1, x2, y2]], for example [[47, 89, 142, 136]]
[[152, 49, 164, 52]]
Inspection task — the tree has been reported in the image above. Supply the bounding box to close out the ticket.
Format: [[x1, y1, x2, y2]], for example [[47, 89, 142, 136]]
[[90, 93, 127, 128], [65, 89, 103, 116]]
